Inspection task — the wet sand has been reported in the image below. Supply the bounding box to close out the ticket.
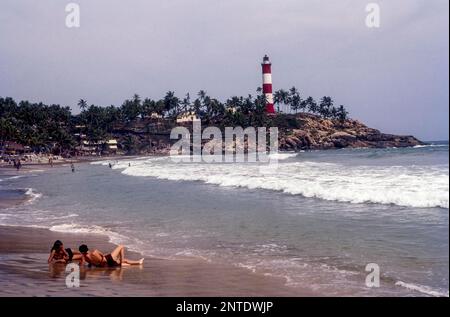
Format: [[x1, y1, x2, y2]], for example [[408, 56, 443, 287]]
[[0, 196, 28, 209], [0, 226, 312, 297]]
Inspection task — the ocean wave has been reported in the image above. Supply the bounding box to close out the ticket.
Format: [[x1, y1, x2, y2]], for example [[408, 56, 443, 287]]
[[8, 175, 25, 180], [12, 174, 41, 180], [413, 144, 448, 149], [174, 249, 212, 262], [233, 256, 360, 293], [90, 157, 155, 166], [48, 223, 145, 255], [268, 152, 298, 160], [35, 213, 79, 221], [118, 158, 449, 209], [395, 281, 449, 297], [24, 188, 42, 204], [0, 175, 38, 183]]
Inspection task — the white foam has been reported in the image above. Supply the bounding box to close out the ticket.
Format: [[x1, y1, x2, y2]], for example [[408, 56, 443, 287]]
[[174, 249, 211, 262], [35, 213, 79, 221], [24, 188, 42, 204], [50, 223, 121, 239], [413, 144, 448, 149], [117, 157, 449, 209], [395, 281, 449, 297], [90, 161, 108, 165], [7, 175, 26, 180], [48, 223, 145, 255], [237, 263, 257, 273], [268, 152, 298, 160]]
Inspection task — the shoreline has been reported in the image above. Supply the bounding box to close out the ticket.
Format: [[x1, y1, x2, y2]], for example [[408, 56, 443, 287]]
[[1, 142, 443, 172], [0, 155, 146, 170], [1, 168, 309, 296], [1, 146, 447, 297], [0, 164, 313, 296], [0, 225, 311, 296]]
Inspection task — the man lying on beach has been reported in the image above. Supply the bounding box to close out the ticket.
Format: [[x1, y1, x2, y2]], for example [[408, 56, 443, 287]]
[[78, 244, 144, 268], [48, 240, 82, 264]]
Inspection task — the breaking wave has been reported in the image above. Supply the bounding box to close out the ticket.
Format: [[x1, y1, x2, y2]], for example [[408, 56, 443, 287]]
[[117, 157, 448, 209], [395, 281, 449, 297], [49, 223, 145, 255], [24, 188, 42, 204]]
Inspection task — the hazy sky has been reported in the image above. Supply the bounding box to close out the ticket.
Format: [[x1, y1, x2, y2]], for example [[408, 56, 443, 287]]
[[0, 0, 448, 140]]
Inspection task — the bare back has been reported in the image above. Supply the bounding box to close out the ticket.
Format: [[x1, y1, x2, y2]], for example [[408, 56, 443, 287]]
[[84, 250, 104, 267]]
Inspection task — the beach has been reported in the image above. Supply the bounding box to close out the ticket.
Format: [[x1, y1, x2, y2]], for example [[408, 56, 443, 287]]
[[0, 144, 448, 297], [0, 225, 305, 297], [0, 164, 307, 296]]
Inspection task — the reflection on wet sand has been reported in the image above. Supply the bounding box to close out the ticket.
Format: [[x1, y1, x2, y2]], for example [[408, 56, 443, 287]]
[[1, 226, 303, 297], [48, 263, 142, 282]]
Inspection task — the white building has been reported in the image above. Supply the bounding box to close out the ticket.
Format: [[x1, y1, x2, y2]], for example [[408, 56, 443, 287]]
[[105, 139, 118, 152], [176, 111, 200, 123]]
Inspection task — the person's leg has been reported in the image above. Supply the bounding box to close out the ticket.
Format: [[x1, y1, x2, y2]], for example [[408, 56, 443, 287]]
[[109, 245, 125, 264], [110, 245, 144, 265], [122, 258, 144, 265]]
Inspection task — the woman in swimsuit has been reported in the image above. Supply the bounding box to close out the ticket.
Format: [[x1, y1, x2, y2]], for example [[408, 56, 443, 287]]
[[78, 244, 144, 267], [48, 240, 82, 264]]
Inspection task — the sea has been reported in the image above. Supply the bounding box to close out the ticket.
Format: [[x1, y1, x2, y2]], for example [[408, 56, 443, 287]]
[[0, 142, 448, 296]]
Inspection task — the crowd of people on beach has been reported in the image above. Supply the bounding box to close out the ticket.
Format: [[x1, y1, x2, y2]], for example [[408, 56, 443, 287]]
[[0, 152, 82, 174], [48, 240, 144, 268], [0, 153, 64, 168]]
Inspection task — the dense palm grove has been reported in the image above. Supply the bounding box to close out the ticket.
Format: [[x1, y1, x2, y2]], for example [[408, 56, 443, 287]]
[[0, 88, 348, 154]]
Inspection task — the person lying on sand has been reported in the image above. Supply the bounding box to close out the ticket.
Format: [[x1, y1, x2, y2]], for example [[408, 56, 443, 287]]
[[48, 240, 82, 264], [78, 244, 144, 268]]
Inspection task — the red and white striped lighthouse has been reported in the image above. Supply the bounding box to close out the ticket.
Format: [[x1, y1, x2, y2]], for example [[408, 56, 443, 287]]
[[262, 55, 275, 114]]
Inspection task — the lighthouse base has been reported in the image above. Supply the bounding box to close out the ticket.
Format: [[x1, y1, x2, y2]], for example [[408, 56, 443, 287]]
[[266, 104, 276, 114]]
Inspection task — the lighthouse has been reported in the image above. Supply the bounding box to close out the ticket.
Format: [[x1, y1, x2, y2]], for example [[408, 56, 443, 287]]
[[262, 55, 275, 114]]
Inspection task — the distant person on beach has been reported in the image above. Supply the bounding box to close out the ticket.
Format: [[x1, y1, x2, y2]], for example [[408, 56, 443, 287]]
[[48, 240, 82, 264], [78, 244, 144, 268], [49, 157, 53, 167], [71, 163, 75, 172], [109, 162, 112, 168], [16, 159, 21, 171]]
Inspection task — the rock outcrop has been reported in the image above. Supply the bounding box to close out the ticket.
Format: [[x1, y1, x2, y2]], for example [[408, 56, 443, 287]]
[[279, 113, 423, 151], [113, 113, 424, 154]]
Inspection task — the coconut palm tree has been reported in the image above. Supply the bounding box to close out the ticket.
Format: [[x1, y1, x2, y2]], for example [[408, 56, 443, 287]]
[[304, 97, 317, 114], [182, 93, 191, 113], [336, 105, 348, 122], [289, 87, 302, 113], [274, 89, 290, 113], [78, 99, 88, 112], [319, 96, 334, 118]]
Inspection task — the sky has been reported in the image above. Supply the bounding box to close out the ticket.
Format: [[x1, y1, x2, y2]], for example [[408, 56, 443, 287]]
[[0, 0, 448, 141]]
